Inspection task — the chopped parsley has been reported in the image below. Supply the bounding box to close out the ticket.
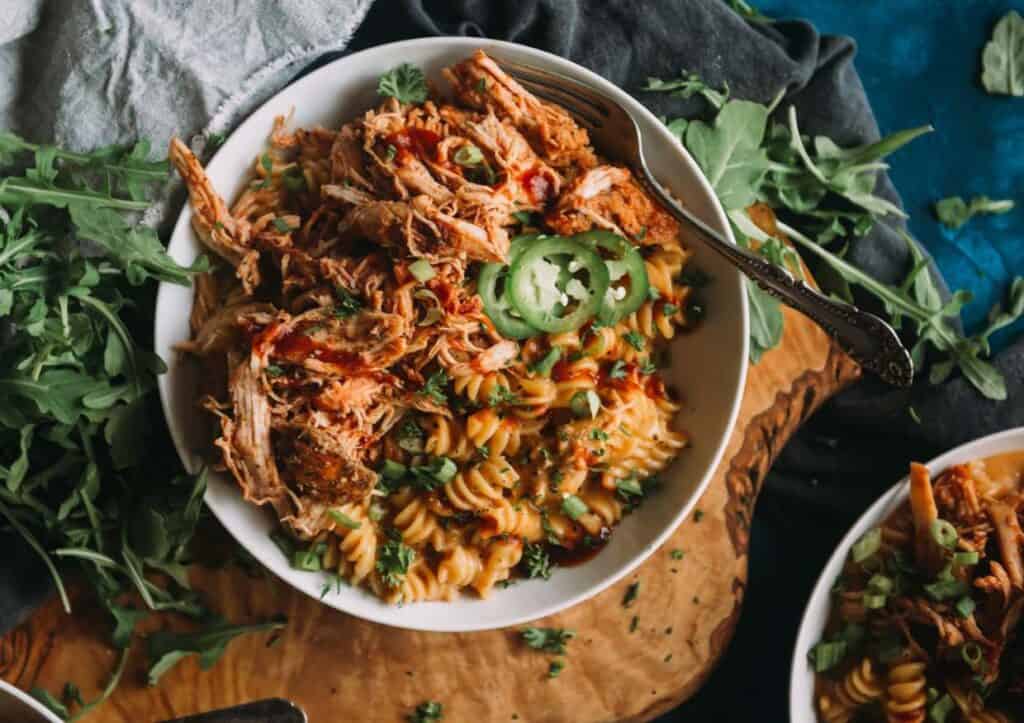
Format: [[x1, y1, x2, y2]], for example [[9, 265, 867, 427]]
[[408, 701, 443, 723], [206, 131, 226, 149], [521, 542, 553, 580], [622, 581, 640, 607], [409, 456, 457, 491], [629, 615, 639, 633], [670, 549, 685, 560], [661, 303, 679, 316], [608, 360, 628, 380], [377, 533, 415, 588], [266, 364, 285, 378], [487, 385, 519, 407], [385, 144, 398, 162], [475, 77, 487, 94], [397, 419, 425, 453], [548, 659, 566, 679], [333, 286, 363, 318], [282, 167, 306, 193], [693, 509, 704, 523], [378, 63, 428, 104], [477, 445, 490, 460], [260, 153, 273, 172], [590, 428, 609, 442], [419, 369, 449, 405], [521, 627, 576, 654], [622, 330, 646, 351], [271, 217, 294, 233]]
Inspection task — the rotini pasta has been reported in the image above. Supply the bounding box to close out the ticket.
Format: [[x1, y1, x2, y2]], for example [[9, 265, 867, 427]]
[[178, 49, 701, 605]]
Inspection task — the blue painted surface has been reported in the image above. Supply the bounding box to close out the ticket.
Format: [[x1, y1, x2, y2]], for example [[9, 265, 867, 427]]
[[762, 0, 1023, 349]]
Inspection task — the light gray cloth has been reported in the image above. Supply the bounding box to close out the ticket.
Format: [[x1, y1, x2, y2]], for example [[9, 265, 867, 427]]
[[0, 0, 373, 150]]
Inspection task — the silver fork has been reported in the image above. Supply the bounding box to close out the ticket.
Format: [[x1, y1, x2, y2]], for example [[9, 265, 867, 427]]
[[495, 57, 914, 387]]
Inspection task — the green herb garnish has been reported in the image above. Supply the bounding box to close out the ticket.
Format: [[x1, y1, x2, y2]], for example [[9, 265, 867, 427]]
[[378, 63, 428, 104], [934, 195, 1014, 229], [419, 369, 449, 405], [521, 627, 576, 654]]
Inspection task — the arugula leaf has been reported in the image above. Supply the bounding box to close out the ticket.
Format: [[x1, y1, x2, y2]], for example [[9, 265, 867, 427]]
[[684, 99, 770, 211], [776, 218, 1017, 400], [643, 72, 730, 109], [981, 10, 1024, 96], [378, 63, 429, 104], [745, 280, 782, 363], [725, 0, 769, 21], [934, 195, 1014, 229], [146, 618, 286, 685]]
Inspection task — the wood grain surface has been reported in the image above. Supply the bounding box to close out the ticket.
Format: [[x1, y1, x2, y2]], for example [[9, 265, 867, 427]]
[[0, 305, 861, 723]]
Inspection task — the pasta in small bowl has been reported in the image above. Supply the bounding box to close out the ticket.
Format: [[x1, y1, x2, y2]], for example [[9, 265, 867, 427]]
[[791, 427, 1024, 723], [155, 38, 747, 631]]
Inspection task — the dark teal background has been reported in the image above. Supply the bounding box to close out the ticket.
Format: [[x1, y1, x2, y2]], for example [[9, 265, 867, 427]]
[[764, 0, 1023, 350]]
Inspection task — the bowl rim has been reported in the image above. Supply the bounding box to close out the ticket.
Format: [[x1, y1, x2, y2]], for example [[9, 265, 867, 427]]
[[0, 679, 63, 723], [155, 35, 749, 631], [788, 426, 1024, 720]]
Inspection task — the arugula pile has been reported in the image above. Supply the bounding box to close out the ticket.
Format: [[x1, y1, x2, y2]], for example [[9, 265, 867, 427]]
[[0, 132, 279, 720], [644, 73, 1023, 399]]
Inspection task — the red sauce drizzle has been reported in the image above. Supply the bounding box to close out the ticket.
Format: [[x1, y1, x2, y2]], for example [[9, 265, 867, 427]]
[[519, 165, 553, 205], [275, 326, 365, 373], [552, 359, 598, 384], [387, 128, 442, 162]]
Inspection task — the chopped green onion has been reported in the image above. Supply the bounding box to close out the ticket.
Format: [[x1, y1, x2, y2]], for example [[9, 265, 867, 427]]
[[924, 578, 968, 601], [570, 390, 600, 419], [867, 574, 894, 595], [863, 593, 887, 609], [807, 640, 846, 672], [953, 551, 979, 566], [453, 144, 484, 166], [616, 477, 644, 497], [877, 641, 904, 664], [409, 259, 436, 282], [328, 509, 362, 530], [530, 347, 562, 377], [961, 641, 983, 670], [380, 459, 408, 480], [930, 519, 958, 550], [561, 495, 589, 520], [928, 693, 956, 723], [292, 548, 322, 572], [425, 456, 457, 484], [851, 528, 881, 563], [955, 596, 976, 619]]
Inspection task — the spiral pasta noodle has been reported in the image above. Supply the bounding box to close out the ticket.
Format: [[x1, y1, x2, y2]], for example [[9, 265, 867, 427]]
[[884, 660, 927, 723]]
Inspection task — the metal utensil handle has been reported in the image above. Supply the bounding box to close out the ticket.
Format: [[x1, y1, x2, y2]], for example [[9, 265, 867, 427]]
[[640, 177, 914, 387]]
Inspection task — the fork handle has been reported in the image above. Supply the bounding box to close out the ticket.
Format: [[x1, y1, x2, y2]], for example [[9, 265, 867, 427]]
[[641, 181, 914, 386]]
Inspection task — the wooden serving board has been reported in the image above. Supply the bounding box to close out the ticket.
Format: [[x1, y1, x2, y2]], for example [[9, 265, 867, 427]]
[[0, 304, 860, 723]]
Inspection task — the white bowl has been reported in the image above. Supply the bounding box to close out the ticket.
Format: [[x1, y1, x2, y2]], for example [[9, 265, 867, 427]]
[[155, 37, 749, 631], [789, 426, 1024, 720]]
